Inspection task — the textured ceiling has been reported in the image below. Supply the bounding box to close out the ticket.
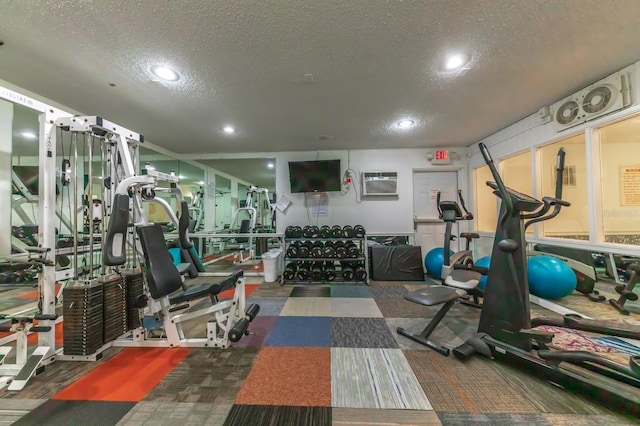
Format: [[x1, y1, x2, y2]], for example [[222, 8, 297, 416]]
[[1, 1, 640, 156]]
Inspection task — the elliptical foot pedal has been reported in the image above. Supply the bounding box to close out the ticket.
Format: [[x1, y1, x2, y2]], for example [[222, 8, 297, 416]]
[[453, 343, 475, 361]]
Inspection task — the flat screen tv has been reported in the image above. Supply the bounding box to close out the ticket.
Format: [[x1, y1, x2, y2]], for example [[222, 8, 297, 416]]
[[288, 159, 342, 193]]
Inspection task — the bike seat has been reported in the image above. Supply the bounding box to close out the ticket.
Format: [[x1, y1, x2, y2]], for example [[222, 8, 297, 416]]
[[460, 232, 479, 240]]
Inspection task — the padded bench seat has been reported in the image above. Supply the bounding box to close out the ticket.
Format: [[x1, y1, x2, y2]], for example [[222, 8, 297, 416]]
[[169, 270, 243, 305], [404, 285, 459, 306]]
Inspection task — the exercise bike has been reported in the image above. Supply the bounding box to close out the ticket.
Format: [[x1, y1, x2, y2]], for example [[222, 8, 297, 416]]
[[453, 143, 640, 416], [437, 191, 485, 307]]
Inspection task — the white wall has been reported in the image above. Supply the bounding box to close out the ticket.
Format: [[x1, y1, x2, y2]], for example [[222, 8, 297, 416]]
[[274, 148, 468, 234]]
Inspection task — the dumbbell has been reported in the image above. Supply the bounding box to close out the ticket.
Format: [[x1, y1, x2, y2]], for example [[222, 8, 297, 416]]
[[341, 262, 355, 281], [353, 224, 366, 238], [309, 226, 321, 238], [331, 225, 343, 238], [346, 242, 359, 258], [283, 262, 297, 280], [322, 241, 335, 258], [354, 264, 368, 282], [286, 242, 300, 258], [296, 263, 310, 281], [322, 263, 336, 281], [310, 241, 324, 258], [298, 241, 312, 258], [0, 272, 11, 284], [320, 225, 332, 238], [285, 226, 296, 238], [334, 241, 348, 259], [342, 225, 354, 238], [310, 262, 324, 281]]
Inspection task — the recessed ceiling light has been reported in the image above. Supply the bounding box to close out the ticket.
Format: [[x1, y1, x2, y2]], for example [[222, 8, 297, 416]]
[[197, 181, 205, 185], [21, 131, 37, 139], [151, 65, 180, 81], [267, 163, 274, 169], [445, 53, 469, 70], [397, 120, 415, 128], [223, 126, 235, 134]]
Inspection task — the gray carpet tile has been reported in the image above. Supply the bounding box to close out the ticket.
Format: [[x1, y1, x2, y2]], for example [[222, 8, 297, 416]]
[[13, 400, 135, 426], [543, 413, 639, 425], [223, 405, 331, 426], [386, 318, 464, 350], [489, 360, 620, 415], [143, 347, 259, 403], [368, 286, 409, 298], [245, 297, 288, 316], [250, 282, 292, 298], [438, 413, 550, 425], [331, 317, 399, 348], [117, 401, 233, 426], [375, 297, 438, 318], [404, 349, 539, 414], [0, 398, 47, 425], [330, 285, 372, 298]]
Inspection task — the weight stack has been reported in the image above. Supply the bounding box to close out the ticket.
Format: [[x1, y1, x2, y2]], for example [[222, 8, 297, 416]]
[[62, 280, 104, 356], [100, 274, 128, 343], [122, 270, 144, 331]]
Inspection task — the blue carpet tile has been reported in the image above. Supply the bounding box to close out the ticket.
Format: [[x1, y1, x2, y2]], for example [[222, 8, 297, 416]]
[[331, 317, 399, 348], [265, 316, 332, 347], [330, 285, 372, 298], [13, 400, 136, 426]]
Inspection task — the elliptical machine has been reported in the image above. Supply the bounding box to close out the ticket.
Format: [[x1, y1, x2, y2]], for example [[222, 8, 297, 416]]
[[437, 191, 485, 306], [453, 143, 640, 416]]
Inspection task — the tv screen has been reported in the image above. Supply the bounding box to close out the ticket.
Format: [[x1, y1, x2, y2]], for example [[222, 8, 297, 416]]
[[288, 160, 342, 193]]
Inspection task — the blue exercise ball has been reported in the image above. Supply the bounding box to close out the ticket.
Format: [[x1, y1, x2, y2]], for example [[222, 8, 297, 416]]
[[528, 255, 577, 300], [474, 256, 491, 290], [425, 247, 454, 279]]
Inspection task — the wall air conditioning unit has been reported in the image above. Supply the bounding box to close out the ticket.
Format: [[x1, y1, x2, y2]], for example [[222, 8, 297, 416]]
[[553, 70, 633, 133], [361, 171, 398, 196]]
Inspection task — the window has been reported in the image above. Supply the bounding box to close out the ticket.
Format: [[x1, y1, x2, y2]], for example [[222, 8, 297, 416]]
[[597, 116, 640, 246], [474, 165, 498, 232], [538, 134, 588, 240], [501, 150, 534, 234]]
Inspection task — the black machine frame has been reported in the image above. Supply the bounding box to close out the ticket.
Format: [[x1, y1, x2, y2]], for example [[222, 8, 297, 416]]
[[453, 142, 640, 416]]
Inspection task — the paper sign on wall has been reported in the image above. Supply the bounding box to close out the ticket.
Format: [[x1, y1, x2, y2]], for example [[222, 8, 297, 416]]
[[620, 165, 640, 206], [311, 193, 328, 217], [205, 184, 216, 200], [275, 194, 292, 212], [430, 189, 439, 200]]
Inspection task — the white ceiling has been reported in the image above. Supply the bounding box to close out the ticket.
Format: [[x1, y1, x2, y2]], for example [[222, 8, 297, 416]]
[[1, 1, 640, 156]]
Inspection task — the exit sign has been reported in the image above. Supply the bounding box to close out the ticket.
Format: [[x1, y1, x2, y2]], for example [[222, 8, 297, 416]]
[[431, 149, 452, 165]]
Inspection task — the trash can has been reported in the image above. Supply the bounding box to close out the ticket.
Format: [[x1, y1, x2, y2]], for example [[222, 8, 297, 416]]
[[262, 249, 282, 283]]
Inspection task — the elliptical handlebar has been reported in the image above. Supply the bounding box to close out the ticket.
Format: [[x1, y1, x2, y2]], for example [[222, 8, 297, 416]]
[[436, 191, 443, 218], [524, 147, 569, 229], [457, 190, 473, 220], [478, 143, 513, 215]]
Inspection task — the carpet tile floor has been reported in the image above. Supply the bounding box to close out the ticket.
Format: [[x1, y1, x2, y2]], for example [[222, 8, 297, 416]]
[[1, 279, 638, 425]]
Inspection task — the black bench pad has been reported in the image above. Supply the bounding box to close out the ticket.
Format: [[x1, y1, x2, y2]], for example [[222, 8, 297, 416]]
[[404, 285, 459, 306], [169, 270, 243, 305]]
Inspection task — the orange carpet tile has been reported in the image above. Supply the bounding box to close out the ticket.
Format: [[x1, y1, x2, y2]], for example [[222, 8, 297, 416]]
[[53, 347, 190, 402], [235, 347, 331, 407], [219, 283, 259, 299]]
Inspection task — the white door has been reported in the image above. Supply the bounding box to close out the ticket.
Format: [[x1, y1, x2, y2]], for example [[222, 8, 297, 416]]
[[413, 171, 459, 269]]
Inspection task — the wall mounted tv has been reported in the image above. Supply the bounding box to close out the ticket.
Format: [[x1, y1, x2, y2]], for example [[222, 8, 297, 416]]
[[288, 159, 342, 193]]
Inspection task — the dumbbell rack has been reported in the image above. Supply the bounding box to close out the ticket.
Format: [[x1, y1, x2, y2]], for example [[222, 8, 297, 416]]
[[282, 234, 369, 285]]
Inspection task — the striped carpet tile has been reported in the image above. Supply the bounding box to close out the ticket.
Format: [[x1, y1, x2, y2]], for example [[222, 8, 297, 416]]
[[331, 347, 431, 410]]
